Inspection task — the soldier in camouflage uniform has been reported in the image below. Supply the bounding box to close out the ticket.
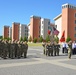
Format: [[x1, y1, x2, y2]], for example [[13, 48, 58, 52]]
[[53, 42, 56, 56], [68, 41, 72, 59], [8, 40, 11, 58], [17, 41, 21, 59], [0, 39, 2, 57], [23, 41, 28, 58], [45, 43, 49, 56], [56, 43, 60, 56], [42, 42, 46, 55], [20, 41, 24, 57], [10, 40, 15, 59], [1, 40, 5, 58], [3, 40, 8, 59], [50, 42, 53, 56], [47, 42, 51, 56], [14, 40, 18, 58]]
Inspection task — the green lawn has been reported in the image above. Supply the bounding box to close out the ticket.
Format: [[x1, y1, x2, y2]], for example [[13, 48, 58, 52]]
[[28, 42, 42, 46]]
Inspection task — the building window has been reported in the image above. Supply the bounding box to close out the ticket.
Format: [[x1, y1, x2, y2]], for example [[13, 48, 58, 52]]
[[48, 21, 50, 25], [62, 6, 64, 9], [75, 27, 76, 30], [69, 5, 71, 8], [39, 30, 40, 34], [39, 35, 40, 37], [42, 25, 43, 29], [75, 20, 76, 24], [42, 30, 43, 34], [55, 25, 57, 28], [74, 34, 76, 38], [42, 21, 43, 24], [66, 5, 68, 8], [75, 13, 76, 17], [64, 6, 65, 8], [39, 26, 40, 29]]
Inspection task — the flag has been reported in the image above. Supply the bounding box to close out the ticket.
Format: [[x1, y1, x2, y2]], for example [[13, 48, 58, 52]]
[[53, 27, 59, 35], [48, 30, 51, 35], [60, 30, 65, 42]]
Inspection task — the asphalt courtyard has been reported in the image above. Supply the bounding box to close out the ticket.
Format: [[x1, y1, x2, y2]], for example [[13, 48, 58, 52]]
[[0, 46, 76, 75]]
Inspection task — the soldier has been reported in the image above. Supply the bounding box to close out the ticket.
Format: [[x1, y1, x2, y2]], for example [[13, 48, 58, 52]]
[[45, 43, 49, 56], [1, 40, 5, 58], [47, 42, 51, 56], [68, 41, 72, 59], [17, 41, 21, 59], [3, 40, 8, 59], [42, 42, 46, 55], [53, 42, 56, 56], [10, 40, 15, 59], [0, 39, 2, 57], [50, 42, 53, 56], [14, 40, 18, 58], [55, 43, 60, 56], [23, 41, 28, 58], [8, 40, 11, 58], [20, 41, 24, 57]]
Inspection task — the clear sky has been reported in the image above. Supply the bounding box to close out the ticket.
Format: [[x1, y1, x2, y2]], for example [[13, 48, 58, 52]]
[[0, 0, 76, 36]]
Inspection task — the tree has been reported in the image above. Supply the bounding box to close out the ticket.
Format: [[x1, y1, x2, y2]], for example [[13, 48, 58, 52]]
[[46, 35, 50, 42], [0, 36, 3, 39], [7, 37, 10, 41], [0, 36, 3, 40], [33, 37, 37, 43], [28, 36, 32, 42], [23, 36, 27, 42], [3, 37, 11, 41], [39, 36, 43, 42], [54, 35, 59, 43], [20, 37, 23, 41], [66, 36, 71, 42]]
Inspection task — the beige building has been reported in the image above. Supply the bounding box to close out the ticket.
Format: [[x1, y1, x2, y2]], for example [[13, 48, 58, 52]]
[[41, 18, 51, 39], [54, 14, 62, 40], [9, 27, 12, 39], [19, 24, 28, 40]]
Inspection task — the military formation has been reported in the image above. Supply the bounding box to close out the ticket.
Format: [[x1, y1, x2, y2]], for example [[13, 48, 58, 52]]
[[0, 39, 28, 59], [42, 41, 60, 56]]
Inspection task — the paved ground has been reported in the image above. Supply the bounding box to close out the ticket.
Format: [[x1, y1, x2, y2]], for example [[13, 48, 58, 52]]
[[0, 46, 76, 75]]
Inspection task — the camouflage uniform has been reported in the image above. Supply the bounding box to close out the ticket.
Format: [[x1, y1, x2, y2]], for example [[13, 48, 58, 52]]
[[23, 42, 28, 58], [45, 43, 48, 56], [46, 43, 51, 56], [3, 41, 8, 59], [17, 41, 21, 58], [1, 40, 4, 58], [42, 42, 46, 55], [56, 44, 60, 56], [68, 41, 72, 59], [0, 40, 2, 57], [8, 40, 11, 58], [10, 41, 15, 59], [53, 43, 56, 56], [50, 44, 53, 56], [14, 40, 18, 58], [20, 41, 24, 57]]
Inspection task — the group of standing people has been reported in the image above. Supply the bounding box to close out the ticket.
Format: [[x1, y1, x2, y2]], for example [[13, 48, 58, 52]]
[[0, 39, 28, 59], [42, 41, 60, 56], [42, 40, 75, 59], [62, 41, 76, 59], [62, 41, 76, 54]]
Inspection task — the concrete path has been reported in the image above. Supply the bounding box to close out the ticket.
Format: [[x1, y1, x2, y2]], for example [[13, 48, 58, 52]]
[[0, 47, 76, 75]]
